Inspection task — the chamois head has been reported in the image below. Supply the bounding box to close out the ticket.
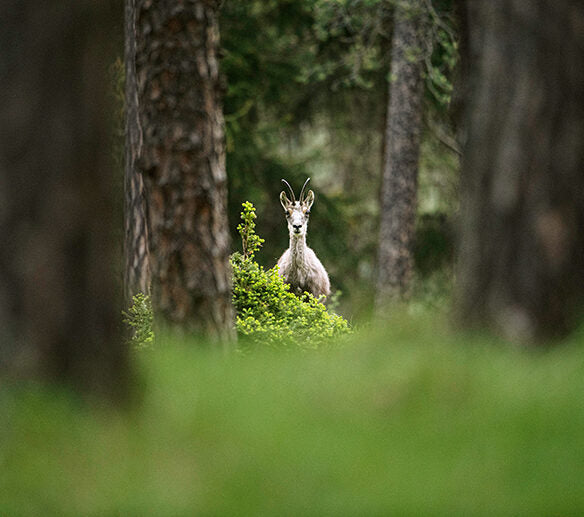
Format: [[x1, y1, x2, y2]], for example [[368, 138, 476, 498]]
[[279, 178, 315, 238]]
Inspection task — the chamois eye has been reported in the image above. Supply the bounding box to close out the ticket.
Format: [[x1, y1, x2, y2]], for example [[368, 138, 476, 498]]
[[305, 209, 311, 215]]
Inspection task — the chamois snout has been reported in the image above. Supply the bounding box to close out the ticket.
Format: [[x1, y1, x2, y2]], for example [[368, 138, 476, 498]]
[[287, 208, 308, 236]]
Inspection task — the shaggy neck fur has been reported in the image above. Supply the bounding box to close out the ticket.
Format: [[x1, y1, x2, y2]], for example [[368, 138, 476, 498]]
[[289, 234, 307, 268]]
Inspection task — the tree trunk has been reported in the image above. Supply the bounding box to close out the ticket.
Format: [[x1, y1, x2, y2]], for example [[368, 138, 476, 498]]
[[455, 0, 584, 342], [0, 1, 129, 398], [375, 1, 425, 311], [124, 0, 151, 305], [136, 0, 234, 341]]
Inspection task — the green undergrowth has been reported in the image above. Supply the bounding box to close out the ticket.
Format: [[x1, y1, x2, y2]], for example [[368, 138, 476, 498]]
[[2, 317, 584, 516], [231, 201, 351, 350], [123, 293, 155, 350]]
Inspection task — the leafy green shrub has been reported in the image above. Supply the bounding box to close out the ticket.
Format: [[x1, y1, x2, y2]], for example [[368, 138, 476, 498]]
[[231, 202, 351, 350], [123, 293, 155, 350]]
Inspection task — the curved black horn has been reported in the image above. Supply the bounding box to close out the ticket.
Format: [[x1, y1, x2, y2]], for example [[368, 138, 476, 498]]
[[281, 179, 296, 202], [299, 177, 311, 202]]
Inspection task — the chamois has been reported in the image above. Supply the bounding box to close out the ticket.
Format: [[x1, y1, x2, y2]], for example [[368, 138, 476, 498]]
[[276, 178, 330, 301]]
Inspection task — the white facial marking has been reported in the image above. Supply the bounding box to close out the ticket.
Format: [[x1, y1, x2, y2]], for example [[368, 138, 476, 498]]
[[287, 202, 308, 237]]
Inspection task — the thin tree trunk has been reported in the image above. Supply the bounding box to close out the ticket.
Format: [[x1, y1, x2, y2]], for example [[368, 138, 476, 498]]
[[375, 1, 425, 311], [136, 0, 234, 341], [124, 0, 151, 305], [0, 1, 129, 398], [455, 0, 584, 342]]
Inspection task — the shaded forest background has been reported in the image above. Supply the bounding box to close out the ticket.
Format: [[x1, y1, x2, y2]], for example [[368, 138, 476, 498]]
[[217, 0, 459, 318]]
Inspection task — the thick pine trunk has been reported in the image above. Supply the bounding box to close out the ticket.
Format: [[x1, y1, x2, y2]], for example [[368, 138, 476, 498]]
[[456, 0, 584, 342], [136, 0, 234, 340], [124, 0, 151, 304], [0, 1, 129, 398], [375, 1, 425, 310]]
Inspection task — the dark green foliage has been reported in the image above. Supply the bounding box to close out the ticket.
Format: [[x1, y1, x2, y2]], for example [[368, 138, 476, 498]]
[[414, 212, 453, 276], [122, 293, 154, 350], [231, 202, 351, 349], [424, 0, 459, 110]]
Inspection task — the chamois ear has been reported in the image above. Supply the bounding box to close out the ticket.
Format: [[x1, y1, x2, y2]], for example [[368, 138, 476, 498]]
[[303, 190, 315, 210], [280, 191, 292, 210]]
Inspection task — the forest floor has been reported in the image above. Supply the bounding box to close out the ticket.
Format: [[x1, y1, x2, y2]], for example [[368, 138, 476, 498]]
[[2, 314, 584, 516]]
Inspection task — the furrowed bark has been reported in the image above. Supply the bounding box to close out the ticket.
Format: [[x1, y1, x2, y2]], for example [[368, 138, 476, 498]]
[[136, 0, 234, 341], [124, 0, 151, 305]]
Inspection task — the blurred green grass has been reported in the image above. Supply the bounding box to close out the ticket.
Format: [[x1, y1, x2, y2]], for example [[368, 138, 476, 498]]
[[2, 316, 584, 516]]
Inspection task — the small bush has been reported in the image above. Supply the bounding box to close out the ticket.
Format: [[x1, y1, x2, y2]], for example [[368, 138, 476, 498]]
[[123, 292, 155, 350], [231, 202, 351, 350]]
